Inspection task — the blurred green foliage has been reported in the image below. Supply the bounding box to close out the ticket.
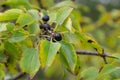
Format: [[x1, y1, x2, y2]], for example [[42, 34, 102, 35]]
[[0, 0, 120, 80]]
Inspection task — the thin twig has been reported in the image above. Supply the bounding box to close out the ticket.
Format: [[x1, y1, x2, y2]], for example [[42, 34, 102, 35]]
[[26, 74, 31, 80], [9, 72, 25, 80], [76, 50, 118, 59], [9, 72, 31, 80], [102, 49, 108, 64]]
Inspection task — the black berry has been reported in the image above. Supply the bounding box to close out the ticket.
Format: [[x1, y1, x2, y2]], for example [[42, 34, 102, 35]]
[[54, 33, 62, 41], [42, 15, 49, 22], [43, 24, 51, 30]]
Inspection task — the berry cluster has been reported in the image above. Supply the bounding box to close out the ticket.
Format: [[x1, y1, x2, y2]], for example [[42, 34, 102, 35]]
[[39, 15, 62, 42]]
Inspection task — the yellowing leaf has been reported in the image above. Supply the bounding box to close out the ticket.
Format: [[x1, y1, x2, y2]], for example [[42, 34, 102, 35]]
[[4, 42, 20, 59], [39, 40, 61, 68], [0, 23, 7, 32], [65, 18, 75, 33], [0, 63, 5, 79], [70, 10, 82, 32], [75, 32, 103, 54]]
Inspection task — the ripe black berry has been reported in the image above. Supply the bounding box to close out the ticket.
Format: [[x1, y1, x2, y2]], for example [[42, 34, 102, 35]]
[[54, 33, 62, 41], [42, 15, 49, 22], [43, 24, 51, 30]]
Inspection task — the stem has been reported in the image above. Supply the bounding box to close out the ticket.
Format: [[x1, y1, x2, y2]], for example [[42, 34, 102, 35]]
[[76, 50, 118, 59], [9, 73, 31, 80], [37, 0, 46, 9], [9, 72, 25, 80]]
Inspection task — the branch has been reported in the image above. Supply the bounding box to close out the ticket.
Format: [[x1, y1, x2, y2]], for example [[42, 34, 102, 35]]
[[9, 72, 25, 80], [76, 50, 118, 59], [9, 72, 30, 80], [9, 50, 118, 80]]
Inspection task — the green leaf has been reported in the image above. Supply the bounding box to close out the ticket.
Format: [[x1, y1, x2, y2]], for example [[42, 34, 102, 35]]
[[6, 22, 14, 31], [7, 57, 18, 74], [64, 18, 75, 33], [49, 11, 57, 22], [74, 56, 81, 75], [110, 67, 120, 79], [75, 31, 103, 54], [20, 48, 40, 77], [99, 64, 118, 75], [70, 10, 82, 32], [41, 0, 54, 8], [4, 41, 20, 59], [56, 7, 73, 25], [39, 40, 61, 68], [20, 38, 33, 48], [60, 41, 77, 72], [63, 32, 82, 49], [0, 9, 23, 21], [81, 67, 98, 80], [28, 9, 40, 20], [0, 63, 5, 79], [59, 50, 69, 69], [16, 13, 35, 27], [9, 31, 28, 42], [28, 23, 40, 34], [0, 51, 7, 63], [0, 23, 7, 32], [4, 0, 31, 9], [112, 53, 120, 60], [51, 1, 76, 9]]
